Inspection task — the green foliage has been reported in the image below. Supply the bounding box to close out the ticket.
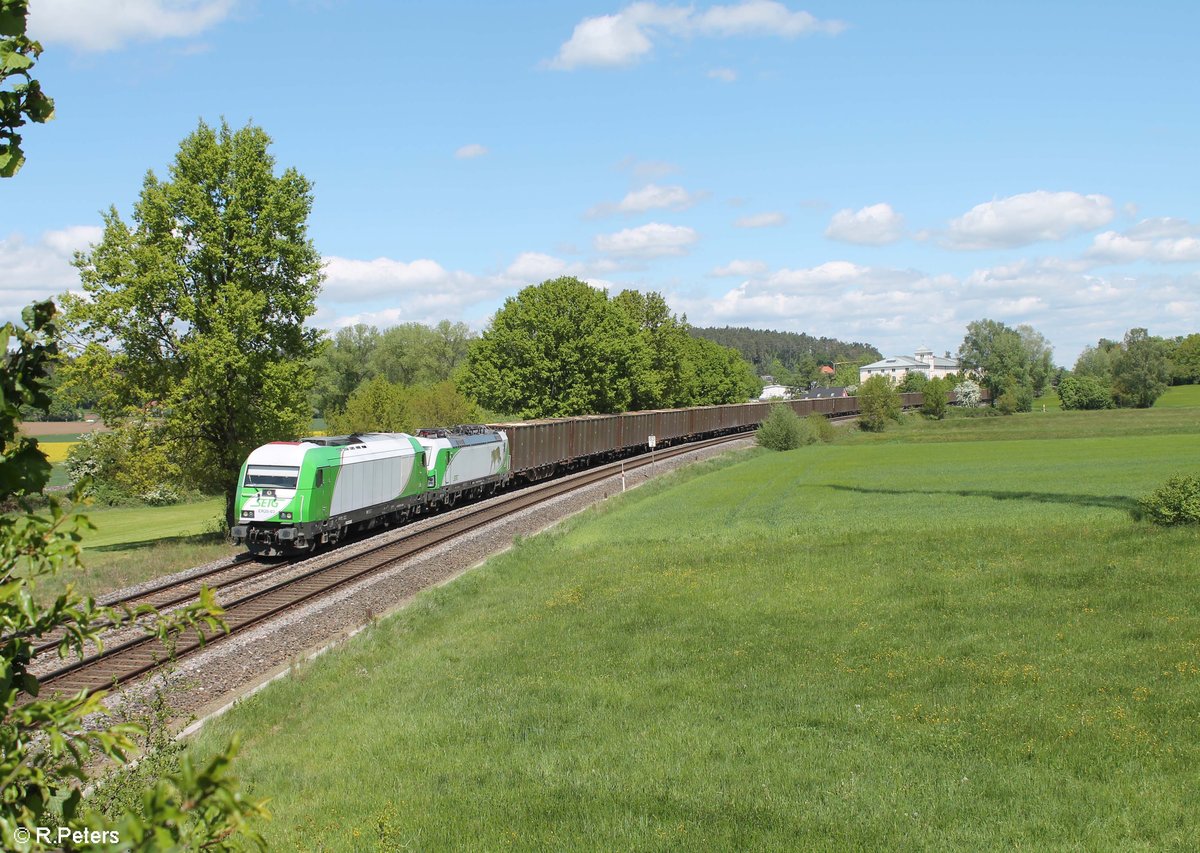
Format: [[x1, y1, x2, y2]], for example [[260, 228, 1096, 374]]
[[994, 390, 1020, 415], [310, 321, 475, 417], [371, 320, 474, 388], [832, 361, 869, 389], [0, 301, 263, 850], [406, 380, 482, 430], [683, 334, 762, 406], [61, 120, 323, 524], [806, 412, 836, 443], [957, 318, 1044, 402], [1112, 327, 1171, 408], [310, 324, 380, 417], [921, 376, 949, 419], [463, 277, 642, 418], [1057, 375, 1113, 410], [690, 326, 880, 376], [1073, 340, 1119, 384], [0, 0, 54, 177], [1138, 473, 1200, 525], [328, 377, 480, 435], [898, 371, 928, 392], [327, 375, 408, 434], [463, 279, 758, 418], [755, 404, 804, 451], [1017, 324, 1055, 397], [612, 289, 691, 409], [65, 420, 182, 505], [857, 375, 901, 432], [1169, 333, 1200, 385]]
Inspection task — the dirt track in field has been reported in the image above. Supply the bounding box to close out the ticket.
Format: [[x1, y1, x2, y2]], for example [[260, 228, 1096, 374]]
[[20, 420, 108, 436]]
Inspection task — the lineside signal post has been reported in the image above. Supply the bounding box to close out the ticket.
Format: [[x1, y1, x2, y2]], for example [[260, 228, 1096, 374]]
[[648, 435, 656, 471]]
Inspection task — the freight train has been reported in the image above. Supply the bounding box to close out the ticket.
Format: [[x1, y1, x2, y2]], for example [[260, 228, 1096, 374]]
[[231, 392, 942, 555]]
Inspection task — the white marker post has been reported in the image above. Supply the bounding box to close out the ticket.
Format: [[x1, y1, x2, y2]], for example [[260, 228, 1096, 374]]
[[648, 434, 656, 472]]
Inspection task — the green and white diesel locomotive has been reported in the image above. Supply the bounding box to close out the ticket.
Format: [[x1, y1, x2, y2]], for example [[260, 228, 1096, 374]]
[[231, 426, 510, 555]]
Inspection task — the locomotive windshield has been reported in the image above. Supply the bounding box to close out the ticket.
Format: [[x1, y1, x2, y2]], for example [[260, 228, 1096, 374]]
[[244, 465, 300, 489]]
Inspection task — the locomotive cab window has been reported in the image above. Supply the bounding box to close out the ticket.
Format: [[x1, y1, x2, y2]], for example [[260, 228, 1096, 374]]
[[314, 468, 324, 488], [244, 465, 300, 489]]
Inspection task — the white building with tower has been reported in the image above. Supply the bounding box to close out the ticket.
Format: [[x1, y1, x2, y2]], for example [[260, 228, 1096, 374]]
[[858, 347, 960, 384]]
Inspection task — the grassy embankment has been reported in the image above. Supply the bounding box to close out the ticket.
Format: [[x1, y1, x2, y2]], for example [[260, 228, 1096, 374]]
[[189, 404, 1200, 850]]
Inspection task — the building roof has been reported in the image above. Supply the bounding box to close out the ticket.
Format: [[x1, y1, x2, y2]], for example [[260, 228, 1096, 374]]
[[798, 386, 850, 399], [861, 354, 959, 371]]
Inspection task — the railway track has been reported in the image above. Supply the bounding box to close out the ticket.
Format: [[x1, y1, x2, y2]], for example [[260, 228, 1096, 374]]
[[34, 431, 750, 699], [29, 553, 294, 657]]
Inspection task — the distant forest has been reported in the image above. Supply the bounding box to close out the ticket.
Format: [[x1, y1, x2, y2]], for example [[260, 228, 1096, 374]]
[[690, 326, 881, 377]]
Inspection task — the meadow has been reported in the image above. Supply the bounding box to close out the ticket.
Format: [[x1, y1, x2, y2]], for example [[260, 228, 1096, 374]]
[[188, 404, 1200, 850], [29, 498, 235, 600]]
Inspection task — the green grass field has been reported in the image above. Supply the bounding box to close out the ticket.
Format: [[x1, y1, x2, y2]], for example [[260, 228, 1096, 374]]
[[188, 408, 1200, 850], [78, 498, 226, 549], [1155, 384, 1200, 408], [27, 498, 236, 600]]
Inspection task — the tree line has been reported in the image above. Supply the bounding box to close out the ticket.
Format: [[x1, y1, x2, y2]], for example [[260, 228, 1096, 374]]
[[1059, 328, 1191, 410], [690, 325, 881, 388]]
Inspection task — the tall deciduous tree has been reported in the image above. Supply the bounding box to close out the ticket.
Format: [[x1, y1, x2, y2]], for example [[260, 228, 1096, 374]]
[[684, 335, 762, 404], [1169, 333, 1200, 385], [0, 0, 54, 177], [1017, 324, 1054, 396], [62, 120, 323, 524], [958, 318, 1049, 402], [463, 277, 644, 418], [311, 324, 381, 416], [1073, 340, 1120, 383], [857, 374, 902, 431], [372, 320, 473, 387], [612, 289, 689, 409], [1112, 327, 1170, 408]]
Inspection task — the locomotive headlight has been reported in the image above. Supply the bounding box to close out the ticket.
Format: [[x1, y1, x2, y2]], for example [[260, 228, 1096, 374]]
[[280, 511, 293, 520], [262, 488, 276, 497], [240, 510, 254, 518]]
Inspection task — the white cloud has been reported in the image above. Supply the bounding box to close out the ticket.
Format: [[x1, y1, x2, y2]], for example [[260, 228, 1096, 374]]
[[548, 1, 845, 70], [588, 183, 702, 217], [454, 143, 489, 159], [321, 256, 483, 305], [708, 67, 737, 82], [693, 0, 846, 37], [594, 222, 698, 257], [674, 253, 1199, 364], [1088, 217, 1200, 264], [616, 156, 681, 181], [504, 252, 570, 282], [825, 202, 904, 245], [710, 259, 768, 277], [28, 0, 234, 51], [0, 226, 100, 319], [942, 190, 1115, 250], [734, 211, 786, 228]]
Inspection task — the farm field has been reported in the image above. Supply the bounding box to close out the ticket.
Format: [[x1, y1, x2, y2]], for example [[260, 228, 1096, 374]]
[[30, 498, 235, 600], [190, 407, 1200, 850], [1155, 384, 1200, 408]]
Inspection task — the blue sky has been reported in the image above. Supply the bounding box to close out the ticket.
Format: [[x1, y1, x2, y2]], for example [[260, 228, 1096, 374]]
[[5, 0, 1199, 364]]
